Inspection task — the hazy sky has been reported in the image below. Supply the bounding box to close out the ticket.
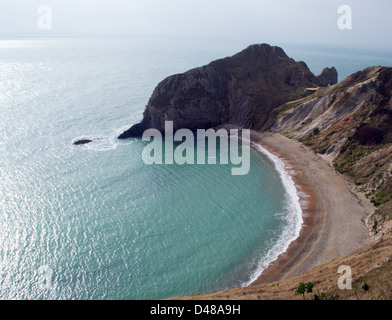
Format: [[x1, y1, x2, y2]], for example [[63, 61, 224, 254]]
[[1, 0, 391, 49]]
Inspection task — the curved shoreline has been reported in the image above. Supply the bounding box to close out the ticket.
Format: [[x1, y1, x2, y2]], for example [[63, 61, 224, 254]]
[[248, 131, 374, 285], [243, 140, 304, 285], [170, 131, 374, 299]]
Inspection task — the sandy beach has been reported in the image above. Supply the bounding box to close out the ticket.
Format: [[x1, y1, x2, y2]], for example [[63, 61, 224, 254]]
[[170, 131, 377, 300], [249, 131, 374, 285]]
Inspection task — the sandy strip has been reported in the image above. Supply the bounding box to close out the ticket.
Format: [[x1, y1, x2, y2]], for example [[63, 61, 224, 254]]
[[249, 131, 374, 285]]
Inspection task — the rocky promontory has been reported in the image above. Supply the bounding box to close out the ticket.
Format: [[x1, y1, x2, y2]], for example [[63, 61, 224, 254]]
[[118, 44, 337, 138]]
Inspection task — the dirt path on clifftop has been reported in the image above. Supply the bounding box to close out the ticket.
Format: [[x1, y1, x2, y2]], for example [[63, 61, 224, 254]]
[[250, 132, 374, 285]]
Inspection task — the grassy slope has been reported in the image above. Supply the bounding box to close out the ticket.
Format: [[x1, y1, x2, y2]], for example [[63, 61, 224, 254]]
[[172, 235, 392, 300]]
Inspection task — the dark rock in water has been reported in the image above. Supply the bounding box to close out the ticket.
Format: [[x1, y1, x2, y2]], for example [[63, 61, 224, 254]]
[[73, 139, 93, 145], [118, 122, 148, 139], [118, 43, 338, 139]]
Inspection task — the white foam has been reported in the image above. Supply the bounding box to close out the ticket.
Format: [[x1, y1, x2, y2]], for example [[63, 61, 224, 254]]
[[242, 141, 304, 286], [72, 127, 134, 152]]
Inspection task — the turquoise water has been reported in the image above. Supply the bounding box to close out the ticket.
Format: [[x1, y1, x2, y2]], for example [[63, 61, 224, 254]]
[[1, 37, 391, 300]]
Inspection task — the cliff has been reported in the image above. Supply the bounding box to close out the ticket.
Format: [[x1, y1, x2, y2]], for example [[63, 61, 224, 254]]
[[118, 44, 337, 138], [270, 66, 392, 237]]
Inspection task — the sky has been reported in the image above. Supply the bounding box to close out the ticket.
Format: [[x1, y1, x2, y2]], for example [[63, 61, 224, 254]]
[[0, 0, 391, 50]]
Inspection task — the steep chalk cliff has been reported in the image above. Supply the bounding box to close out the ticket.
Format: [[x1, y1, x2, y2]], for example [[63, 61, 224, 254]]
[[118, 44, 337, 138]]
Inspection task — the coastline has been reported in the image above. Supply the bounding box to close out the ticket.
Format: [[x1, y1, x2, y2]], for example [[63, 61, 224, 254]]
[[244, 135, 303, 286], [248, 131, 374, 285], [169, 130, 376, 300]]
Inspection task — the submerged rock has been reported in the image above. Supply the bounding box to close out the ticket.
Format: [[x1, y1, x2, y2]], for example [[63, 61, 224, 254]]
[[73, 139, 93, 145]]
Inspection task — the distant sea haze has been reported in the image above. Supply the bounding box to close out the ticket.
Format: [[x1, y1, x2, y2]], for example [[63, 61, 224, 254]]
[[1, 37, 391, 299]]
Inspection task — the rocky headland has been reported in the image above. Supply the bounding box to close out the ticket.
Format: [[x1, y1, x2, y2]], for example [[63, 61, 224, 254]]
[[118, 43, 337, 138]]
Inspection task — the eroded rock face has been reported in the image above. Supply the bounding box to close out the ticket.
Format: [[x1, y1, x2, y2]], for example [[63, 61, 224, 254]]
[[272, 66, 392, 147], [271, 66, 392, 221], [118, 44, 337, 139]]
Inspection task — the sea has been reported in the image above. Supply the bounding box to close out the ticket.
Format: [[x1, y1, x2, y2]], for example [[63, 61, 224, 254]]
[[1, 37, 391, 300]]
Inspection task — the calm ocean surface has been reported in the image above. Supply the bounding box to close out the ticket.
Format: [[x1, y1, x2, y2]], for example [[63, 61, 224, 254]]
[[1, 37, 391, 299]]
